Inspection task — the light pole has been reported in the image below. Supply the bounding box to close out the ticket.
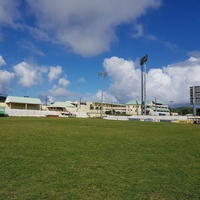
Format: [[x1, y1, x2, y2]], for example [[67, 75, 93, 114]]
[[170, 100, 174, 115], [136, 100, 139, 115], [140, 54, 148, 115], [45, 95, 49, 106], [98, 72, 107, 118], [77, 83, 80, 112]]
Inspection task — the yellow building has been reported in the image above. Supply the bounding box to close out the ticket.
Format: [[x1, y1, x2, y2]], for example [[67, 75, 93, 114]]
[[126, 100, 141, 115], [46, 101, 126, 117], [5, 96, 41, 110]]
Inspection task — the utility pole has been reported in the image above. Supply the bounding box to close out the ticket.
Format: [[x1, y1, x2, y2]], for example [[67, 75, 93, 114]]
[[140, 54, 148, 115], [77, 83, 80, 112], [98, 72, 107, 118]]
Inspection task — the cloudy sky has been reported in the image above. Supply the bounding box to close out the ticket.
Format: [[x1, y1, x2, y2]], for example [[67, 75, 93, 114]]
[[0, 0, 200, 105]]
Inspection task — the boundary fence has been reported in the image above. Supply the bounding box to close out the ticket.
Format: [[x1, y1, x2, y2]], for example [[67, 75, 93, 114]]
[[5, 109, 58, 117]]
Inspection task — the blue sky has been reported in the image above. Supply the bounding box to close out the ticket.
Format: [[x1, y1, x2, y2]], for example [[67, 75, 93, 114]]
[[0, 0, 200, 105]]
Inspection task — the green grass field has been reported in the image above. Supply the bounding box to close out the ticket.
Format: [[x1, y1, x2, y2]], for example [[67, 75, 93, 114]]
[[0, 117, 200, 200]]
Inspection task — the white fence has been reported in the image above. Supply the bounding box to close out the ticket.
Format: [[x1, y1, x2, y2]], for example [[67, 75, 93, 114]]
[[73, 112, 89, 118], [4, 109, 193, 122], [128, 115, 188, 121], [5, 109, 58, 117], [104, 115, 129, 120], [104, 115, 190, 122]]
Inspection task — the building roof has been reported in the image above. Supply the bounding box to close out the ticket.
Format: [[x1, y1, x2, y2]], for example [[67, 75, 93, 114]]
[[152, 100, 165, 105], [126, 100, 141, 105], [92, 102, 125, 106], [152, 107, 170, 112], [48, 101, 75, 108], [113, 102, 125, 106], [5, 96, 41, 105]]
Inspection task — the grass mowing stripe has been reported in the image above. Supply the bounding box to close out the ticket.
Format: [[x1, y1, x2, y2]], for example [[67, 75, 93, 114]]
[[0, 117, 200, 199]]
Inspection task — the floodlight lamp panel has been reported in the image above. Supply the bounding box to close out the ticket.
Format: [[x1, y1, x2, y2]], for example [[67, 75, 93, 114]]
[[98, 72, 108, 77], [140, 54, 148, 65], [103, 72, 108, 76]]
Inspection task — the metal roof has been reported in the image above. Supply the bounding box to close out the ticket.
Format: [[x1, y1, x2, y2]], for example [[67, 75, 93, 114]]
[[126, 100, 141, 105], [48, 101, 75, 108], [5, 96, 41, 104], [92, 102, 125, 106], [152, 100, 165, 105], [153, 107, 170, 112]]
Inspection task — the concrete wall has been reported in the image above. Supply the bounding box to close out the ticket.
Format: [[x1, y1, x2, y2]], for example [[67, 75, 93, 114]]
[[5, 109, 58, 117], [104, 115, 191, 122]]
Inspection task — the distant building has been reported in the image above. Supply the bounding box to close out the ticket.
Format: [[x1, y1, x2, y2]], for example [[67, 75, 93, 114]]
[[126, 100, 141, 115], [44, 101, 126, 117], [146, 100, 170, 116], [45, 101, 76, 114], [76, 101, 126, 117], [0, 95, 172, 117], [5, 96, 42, 110]]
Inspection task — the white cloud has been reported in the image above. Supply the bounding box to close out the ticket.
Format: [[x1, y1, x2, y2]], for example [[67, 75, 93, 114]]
[[49, 85, 70, 98], [0, 0, 20, 26], [20, 25, 53, 43], [58, 77, 70, 87], [82, 90, 103, 103], [20, 40, 45, 56], [103, 56, 200, 104], [81, 89, 117, 104], [103, 56, 141, 103], [77, 77, 85, 84], [0, 70, 14, 94], [0, 55, 6, 66], [26, 0, 161, 56], [132, 24, 144, 38], [131, 24, 178, 52], [13, 61, 46, 88], [145, 34, 158, 41], [164, 41, 178, 52], [48, 66, 62, 82], [188, 51, 200, 59]]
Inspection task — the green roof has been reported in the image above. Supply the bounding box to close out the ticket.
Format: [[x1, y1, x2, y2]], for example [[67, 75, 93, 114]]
[[126, 100, 141, 105], [153, 107, 170, 112], [93, 102, 125, 106], [112, 103, 125, 106], [5, 96, 41, 104], [152, 100, 165, 105]]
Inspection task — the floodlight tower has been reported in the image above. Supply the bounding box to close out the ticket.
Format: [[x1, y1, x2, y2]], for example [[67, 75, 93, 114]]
[[140, 54, 148, 115], [98, 72, 107, 118], [77, 83, 80, 112]]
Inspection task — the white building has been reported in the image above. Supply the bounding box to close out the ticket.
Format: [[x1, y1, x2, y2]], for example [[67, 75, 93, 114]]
[[146, 100, 170, 116], [0, 95, 171, 117]]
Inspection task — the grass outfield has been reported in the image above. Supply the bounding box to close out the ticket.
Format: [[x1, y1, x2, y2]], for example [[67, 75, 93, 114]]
[[0, 117, 200, 200]]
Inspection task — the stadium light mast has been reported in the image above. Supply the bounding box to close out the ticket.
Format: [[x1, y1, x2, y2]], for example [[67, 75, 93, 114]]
[[140, 54, 148, 115], [98, 72, 107, 118], [77, 83, 81, 112]]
